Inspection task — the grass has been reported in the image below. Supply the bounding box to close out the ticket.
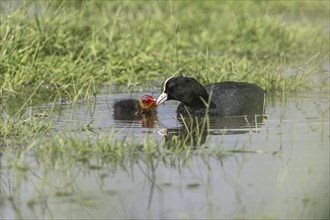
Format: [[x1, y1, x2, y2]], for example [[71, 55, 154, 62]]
[[0, 1, 329, 218], [0, 1, 329, 99], [0, 0, 328, 166], [0, 0, 328, 184], [0, 0, 328, 139]]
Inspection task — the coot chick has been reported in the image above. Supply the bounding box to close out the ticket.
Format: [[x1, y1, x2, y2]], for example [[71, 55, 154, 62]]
[[113, 95, 156, 119], [156, 76, 265, 118]]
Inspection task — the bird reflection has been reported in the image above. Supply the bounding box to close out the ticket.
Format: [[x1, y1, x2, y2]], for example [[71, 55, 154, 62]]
[[160, 115, 266, 148]]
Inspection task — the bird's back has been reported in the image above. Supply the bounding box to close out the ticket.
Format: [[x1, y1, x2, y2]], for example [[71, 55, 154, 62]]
[[204, 81, 265, 116], [113, 99, 139, 115]]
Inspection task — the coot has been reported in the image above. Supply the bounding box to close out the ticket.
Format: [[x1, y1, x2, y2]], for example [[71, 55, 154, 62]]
[[113, 95, 156, 119], [156, 76, 265, 118]]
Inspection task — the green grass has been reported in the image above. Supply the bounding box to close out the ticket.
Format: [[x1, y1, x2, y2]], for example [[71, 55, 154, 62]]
[[0, 2, 328, 218], [0, 0, 329, 100], [0, 0, 328, 164], [0, 0, 328, 147], [0, 0, 329, 163]]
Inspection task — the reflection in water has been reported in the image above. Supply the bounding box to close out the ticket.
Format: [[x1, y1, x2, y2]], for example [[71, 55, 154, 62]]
[[160, 115, 266, 148], [208, 115, 266, 130], [113, 113, 158, 128]]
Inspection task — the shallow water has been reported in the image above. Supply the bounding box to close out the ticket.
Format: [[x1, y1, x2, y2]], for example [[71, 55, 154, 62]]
[[1, 88, 329, 219]]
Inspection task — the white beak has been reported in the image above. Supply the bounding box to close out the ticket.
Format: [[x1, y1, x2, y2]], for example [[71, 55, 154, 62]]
[[156, 92, 168, 106]]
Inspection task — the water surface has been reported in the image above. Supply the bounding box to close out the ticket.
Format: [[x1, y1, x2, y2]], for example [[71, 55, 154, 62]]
[[1, 89, 329, 219]]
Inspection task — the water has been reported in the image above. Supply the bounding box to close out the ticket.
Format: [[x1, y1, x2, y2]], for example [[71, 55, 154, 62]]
[[1, 88, 329, 219]]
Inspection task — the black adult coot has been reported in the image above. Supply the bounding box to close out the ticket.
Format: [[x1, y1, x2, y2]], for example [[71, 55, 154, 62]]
[[113, 95, 156, 119], [156, 76, 265, 118]]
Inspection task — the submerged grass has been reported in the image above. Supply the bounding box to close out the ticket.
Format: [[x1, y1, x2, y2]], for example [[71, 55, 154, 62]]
[[1, 129, 222, 181]]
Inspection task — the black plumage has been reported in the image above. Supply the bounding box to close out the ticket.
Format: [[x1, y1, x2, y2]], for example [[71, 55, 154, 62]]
[[113, 99, 140, 116], [156, 76, 266, 118], [113, 95, 157, 120]]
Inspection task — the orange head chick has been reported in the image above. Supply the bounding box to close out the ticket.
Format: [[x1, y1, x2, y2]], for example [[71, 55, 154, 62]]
[[138, 95, 157, 114]]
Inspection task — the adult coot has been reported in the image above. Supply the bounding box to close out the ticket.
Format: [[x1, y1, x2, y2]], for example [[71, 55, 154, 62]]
[[156, 76, 265, 118], [113, 95, 156, 119]]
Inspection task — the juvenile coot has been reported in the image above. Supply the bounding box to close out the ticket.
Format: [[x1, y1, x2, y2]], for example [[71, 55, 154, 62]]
[[156, 76, 265, 118], [113, 95, 156, 119]]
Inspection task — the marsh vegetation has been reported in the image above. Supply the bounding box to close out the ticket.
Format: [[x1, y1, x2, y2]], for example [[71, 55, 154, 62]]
[[1, 1, 329, 219]]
